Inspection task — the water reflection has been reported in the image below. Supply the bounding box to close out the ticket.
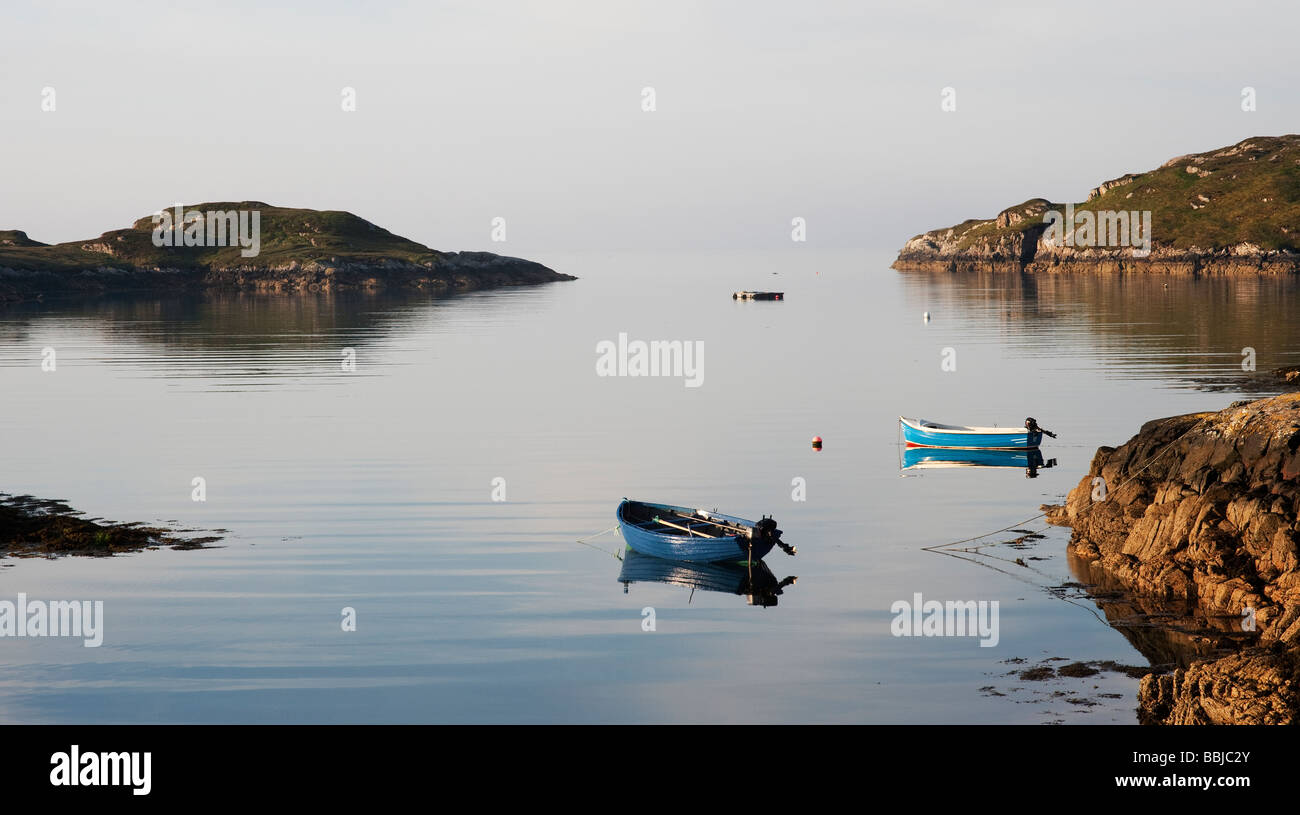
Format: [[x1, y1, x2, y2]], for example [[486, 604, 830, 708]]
[[898, 271, 1300, 392], [618, 549, 797, 608], [0, 288, 549, 390], [1066, 552, 1260, 669], [902, 447, 1057, 478], [8, 251, 1285, 723]]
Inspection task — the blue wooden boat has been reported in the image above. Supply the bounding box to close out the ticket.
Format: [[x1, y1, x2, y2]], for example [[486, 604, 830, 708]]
[[899, 416, 1053, 450], [616, 499, 785, 563], [617, 549, 796, 607]]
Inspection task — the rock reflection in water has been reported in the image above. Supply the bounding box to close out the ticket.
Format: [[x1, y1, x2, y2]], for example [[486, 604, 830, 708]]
[[1065, 551, 1260, 671]]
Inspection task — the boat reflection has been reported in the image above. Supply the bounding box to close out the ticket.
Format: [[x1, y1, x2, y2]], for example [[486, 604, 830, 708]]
[[902, 447, 1057, 478], [618, 549, 797, 607]]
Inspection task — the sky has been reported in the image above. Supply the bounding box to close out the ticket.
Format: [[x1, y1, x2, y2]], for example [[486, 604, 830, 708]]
[[2, 0, 1298, 253]]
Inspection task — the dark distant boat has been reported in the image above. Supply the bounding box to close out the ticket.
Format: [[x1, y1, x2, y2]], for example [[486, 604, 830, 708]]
[[899, 416, 1054, 450], [616, 499, 785, 563], [618, 549, 796, 607], [733, 291, 784, 300], [903, 446, 1056, 477]]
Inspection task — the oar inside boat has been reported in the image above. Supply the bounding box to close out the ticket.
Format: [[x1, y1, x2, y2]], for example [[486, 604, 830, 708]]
[[651, 515, 719, 538]]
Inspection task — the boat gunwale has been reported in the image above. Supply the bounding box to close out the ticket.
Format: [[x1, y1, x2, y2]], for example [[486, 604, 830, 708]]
[[899, 416, 1034, 436], [617, 500, 748, 544]]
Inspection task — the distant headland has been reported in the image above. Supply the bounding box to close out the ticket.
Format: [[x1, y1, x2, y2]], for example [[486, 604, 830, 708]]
[[893, 135, 1300, 276], [0, 202, 575, 303]]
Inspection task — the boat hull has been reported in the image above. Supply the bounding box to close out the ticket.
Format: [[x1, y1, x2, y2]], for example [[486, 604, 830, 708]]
[[900, 417, 1041, 450], [616, 500, 774, 563]]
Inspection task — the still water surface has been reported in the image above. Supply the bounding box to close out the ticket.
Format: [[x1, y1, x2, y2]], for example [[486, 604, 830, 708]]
[[1, 250, 1295, 723]]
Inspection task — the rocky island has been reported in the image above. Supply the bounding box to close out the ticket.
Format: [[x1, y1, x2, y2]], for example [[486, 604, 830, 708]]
[[1046, 394, 1300, 723], [894, 135, 1300, 276], [0, 202, 574, 304]]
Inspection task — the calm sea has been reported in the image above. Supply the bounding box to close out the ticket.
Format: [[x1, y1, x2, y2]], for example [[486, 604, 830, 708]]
[[1, 249, 1295, 723]]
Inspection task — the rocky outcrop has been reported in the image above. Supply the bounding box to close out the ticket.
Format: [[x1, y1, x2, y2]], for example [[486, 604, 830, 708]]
[[1138, 650, 1300, 725], [190, 252, 563, 293], [1045, 393, 1300, 723], [0, 253, 569, 302], [1088, 173, 1141, 202], [894, 199, 1051, 271], [893, 244, 1300, 276], [0, 230, 45, 247]]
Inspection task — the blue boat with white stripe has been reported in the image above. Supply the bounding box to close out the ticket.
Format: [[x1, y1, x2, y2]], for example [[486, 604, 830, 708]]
[[899, 416, 1055, 450], [616, 499, 787, 564]]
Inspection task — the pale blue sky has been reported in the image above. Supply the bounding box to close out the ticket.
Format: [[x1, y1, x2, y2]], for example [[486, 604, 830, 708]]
[[2, 0, 1296, 252]]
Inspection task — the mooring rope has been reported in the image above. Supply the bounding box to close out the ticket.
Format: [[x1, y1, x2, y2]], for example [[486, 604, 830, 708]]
[[927, 547, 1111, 627], [921, 513, 1051, 551], [576, 524, 624, 559]]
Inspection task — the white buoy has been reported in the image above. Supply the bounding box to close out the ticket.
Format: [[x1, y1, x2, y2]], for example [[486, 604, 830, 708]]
[[923, 311, 931, 323]]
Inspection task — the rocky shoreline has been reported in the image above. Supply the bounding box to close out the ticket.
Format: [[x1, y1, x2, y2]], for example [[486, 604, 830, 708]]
[[893, 249, 1300, 277], [0, 252, 570, 304], [1045, 393, 1300, 724]]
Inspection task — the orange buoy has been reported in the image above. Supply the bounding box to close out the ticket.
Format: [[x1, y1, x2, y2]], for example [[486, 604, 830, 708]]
[[812, 436, 823, 450]]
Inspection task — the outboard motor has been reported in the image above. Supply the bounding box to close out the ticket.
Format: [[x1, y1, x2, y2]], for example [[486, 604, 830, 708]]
[[1024, 417, 1057, 439], [754, 516, 796, 556], [754, 516, 782, 544]]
